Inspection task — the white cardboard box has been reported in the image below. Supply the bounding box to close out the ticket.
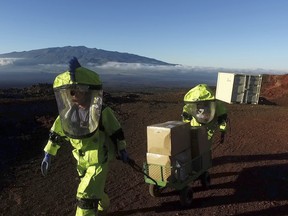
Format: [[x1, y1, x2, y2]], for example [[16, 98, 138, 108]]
[[146, 148, 192, 182], [147, 121, 191, 156]]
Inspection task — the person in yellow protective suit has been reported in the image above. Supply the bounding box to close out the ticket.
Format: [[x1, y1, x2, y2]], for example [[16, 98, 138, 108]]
[[40, 57, 129, 216], [182, 84, 228, 142]]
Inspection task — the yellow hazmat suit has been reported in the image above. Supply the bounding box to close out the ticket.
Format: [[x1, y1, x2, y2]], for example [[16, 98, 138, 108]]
[[182, 84, 228, 140], [42, 57, 127, 216]]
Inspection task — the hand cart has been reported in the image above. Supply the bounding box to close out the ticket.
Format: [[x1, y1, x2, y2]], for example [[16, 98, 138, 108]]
[[127, 124, 213, 207], [143, 149, 212, 207]]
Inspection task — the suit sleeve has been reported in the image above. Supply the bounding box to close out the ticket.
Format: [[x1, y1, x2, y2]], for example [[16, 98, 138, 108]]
[[101, 106, 127, 153], [44, 116, 67, 156]]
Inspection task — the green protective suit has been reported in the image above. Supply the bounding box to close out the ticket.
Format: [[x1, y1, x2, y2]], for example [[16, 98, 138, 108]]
[[182, 84, 228, 140], [44, 59, 127, 216], [44, 106, 126, 215]]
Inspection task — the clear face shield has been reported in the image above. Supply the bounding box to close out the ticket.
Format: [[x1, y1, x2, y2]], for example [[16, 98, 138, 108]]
[[185, 100, 216, 124], [54, 84, 103, 138]]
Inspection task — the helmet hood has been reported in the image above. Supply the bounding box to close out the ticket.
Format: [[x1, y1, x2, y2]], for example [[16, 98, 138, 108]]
[[184, 84, 215, 103], [53, 59, 103, 139], [184, 84, 216, 124]]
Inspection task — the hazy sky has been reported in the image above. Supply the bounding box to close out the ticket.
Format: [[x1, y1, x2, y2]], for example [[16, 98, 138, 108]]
[[1, 0, 288, 71]]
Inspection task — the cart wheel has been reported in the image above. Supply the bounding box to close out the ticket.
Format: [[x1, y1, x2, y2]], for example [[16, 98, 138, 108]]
[[200, 171, 211, 189], [179, 186, 193, 207], [149, 184, 163, 197]]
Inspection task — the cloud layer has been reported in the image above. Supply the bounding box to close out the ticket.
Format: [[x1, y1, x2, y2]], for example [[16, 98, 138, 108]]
[[1, 59, 287, 89], [0, 58, 20, 66], [0, 58, 287, 75]]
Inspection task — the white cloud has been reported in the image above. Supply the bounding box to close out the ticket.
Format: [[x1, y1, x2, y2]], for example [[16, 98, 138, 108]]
[[0, 58, 20, 66], [1, 59, 287, 76], [88, 61, 214, 74], [88, 62, 175, 71], [87, 61, 288, 75]]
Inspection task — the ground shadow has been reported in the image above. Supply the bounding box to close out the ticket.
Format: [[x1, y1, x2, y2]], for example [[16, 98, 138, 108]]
[[258, 97, 277, 105], [110, 154, 288, 215], [213, 153, 288, 167], [233, 204, 288, 216]]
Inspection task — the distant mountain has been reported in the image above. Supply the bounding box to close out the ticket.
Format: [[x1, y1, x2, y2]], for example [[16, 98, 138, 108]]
[[0, 46, 174, 66]]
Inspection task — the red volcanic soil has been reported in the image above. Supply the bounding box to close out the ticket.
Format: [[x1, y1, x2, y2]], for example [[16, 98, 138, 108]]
[[260, 74, 288, 105], [1, 77, 288, 216]]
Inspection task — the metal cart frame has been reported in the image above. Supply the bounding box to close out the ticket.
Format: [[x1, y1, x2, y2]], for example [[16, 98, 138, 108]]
[[143, 149, 212, 206]]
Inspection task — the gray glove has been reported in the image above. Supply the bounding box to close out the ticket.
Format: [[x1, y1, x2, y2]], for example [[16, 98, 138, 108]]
[[41, 152, 51, 176]]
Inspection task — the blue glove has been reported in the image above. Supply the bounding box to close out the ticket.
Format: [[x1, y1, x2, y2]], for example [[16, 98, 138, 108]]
[[41, 152, 51, 176], [119, 149, 129, 163]]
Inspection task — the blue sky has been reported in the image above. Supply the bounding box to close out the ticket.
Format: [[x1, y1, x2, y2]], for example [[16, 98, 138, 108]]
[[1, 0, 288, 71]]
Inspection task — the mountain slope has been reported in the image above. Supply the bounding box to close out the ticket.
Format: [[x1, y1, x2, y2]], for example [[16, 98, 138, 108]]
[[0, 46, 174, 66]]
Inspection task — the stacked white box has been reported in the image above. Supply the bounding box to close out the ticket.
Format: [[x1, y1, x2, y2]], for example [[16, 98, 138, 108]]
[[146, 149, 192, 182], [147, 121, 191, 155], [146, 121, 192, 182]]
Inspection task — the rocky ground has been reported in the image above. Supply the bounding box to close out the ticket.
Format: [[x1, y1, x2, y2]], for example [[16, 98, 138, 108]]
[[1, 77, 288, 216]]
